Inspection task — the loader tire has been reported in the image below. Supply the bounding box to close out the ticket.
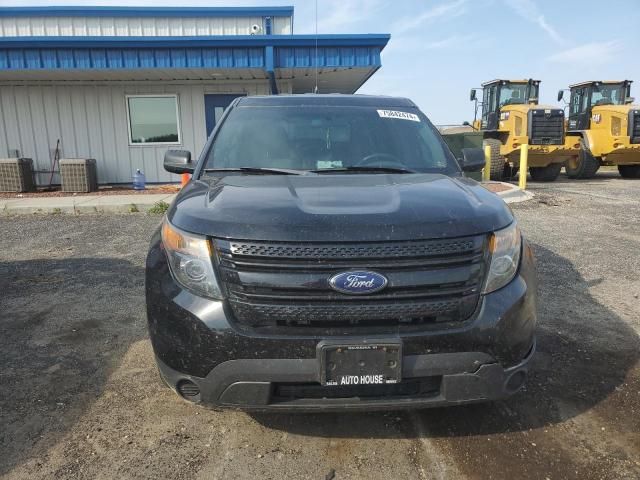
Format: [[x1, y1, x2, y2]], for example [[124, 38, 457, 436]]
[[482, 138, 507, 181], [618, 165, 640, 178], [529, 163, 562, 182], [565, 141, 600, 179]]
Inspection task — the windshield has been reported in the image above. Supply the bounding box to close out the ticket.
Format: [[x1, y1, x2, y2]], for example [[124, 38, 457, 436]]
[[590, 83, 626, 106], [202, 105, 459, 175], [498, 83, 537, 106]]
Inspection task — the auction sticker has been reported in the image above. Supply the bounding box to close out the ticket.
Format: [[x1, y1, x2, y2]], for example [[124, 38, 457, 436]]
[[377, 110, 420, 122]]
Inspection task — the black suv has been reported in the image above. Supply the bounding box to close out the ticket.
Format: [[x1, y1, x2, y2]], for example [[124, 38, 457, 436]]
[[146, 95, 537, 411]]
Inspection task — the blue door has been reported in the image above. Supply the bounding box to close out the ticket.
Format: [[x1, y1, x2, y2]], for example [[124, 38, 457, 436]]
[[204, 94, 244, 137]]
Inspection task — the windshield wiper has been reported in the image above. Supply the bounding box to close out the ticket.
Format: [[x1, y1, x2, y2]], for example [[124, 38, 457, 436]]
[[204, 167, 305, 175], [312, 166, 417, 174]]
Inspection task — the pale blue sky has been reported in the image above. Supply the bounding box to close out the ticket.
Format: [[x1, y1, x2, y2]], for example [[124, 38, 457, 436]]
[[3, 0, 639, 124]]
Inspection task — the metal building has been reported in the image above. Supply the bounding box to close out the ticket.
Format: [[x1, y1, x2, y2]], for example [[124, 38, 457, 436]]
[[0, 6, 390, 184]]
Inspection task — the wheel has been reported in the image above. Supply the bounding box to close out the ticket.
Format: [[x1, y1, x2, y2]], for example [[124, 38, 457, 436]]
[[565, 140, 600, 179], [482, 138, 507, 181], [618, 165, 640, 178], [529, 163, 562, 182]]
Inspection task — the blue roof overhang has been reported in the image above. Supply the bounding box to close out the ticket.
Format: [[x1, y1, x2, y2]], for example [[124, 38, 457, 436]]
[[0, 35, 390, 94]]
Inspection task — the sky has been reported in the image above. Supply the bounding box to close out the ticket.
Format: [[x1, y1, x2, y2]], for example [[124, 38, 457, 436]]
[[3, 0, 640, 124]]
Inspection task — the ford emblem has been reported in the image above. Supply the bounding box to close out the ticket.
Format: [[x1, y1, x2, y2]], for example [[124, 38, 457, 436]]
[[329, 271, 388, 295]]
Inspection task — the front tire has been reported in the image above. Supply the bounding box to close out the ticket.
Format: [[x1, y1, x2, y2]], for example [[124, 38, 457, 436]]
[[618, 165, 640, 178], [529, 163, 562, 182], [565, 141, 600, 179], [483, 138, 507, 181]]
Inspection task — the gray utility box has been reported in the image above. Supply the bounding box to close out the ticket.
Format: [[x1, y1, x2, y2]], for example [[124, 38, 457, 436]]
[[440, 129, 484, 182], [0, 158, 36, 192], [60, 158, 98, 193]]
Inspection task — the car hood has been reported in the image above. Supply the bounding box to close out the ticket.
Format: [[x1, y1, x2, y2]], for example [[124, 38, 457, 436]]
[[168, 174, 513, 242]]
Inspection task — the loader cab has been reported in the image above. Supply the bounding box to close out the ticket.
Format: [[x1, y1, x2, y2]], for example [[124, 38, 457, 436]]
[[475, 79, 540, 131], [565, 81, 632, 131]]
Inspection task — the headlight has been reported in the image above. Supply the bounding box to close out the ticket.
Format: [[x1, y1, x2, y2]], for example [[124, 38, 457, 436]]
[[500, 111, 510, 121], [483, 222, 521, 294], [161, 219, 223, 299]]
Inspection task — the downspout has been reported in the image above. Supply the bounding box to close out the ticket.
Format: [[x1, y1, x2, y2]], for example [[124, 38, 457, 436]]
[[265, 45, 279, 95]]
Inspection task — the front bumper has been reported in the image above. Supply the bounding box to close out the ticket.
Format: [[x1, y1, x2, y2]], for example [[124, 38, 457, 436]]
[[507, 146, 578, 167], [146, 230, 538, 411], [156, 342, 535, 411]]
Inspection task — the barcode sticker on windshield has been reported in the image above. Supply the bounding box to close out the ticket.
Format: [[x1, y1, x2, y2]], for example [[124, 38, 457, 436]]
[[377, 110, 420, 122]]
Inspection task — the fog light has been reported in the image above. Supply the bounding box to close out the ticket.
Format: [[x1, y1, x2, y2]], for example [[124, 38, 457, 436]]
[[177, 379, 201, 401]]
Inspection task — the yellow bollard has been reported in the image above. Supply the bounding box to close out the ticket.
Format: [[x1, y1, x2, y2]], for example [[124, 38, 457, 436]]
[[483, 145, 491, 181], [519, 144, 528, 190]]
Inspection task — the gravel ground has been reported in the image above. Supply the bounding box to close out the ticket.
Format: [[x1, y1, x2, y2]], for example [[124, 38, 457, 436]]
[[1, 172, 639, 479]]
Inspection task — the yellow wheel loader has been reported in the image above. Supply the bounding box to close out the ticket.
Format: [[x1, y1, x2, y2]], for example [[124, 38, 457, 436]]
[[470, 79, 578, 181], [558, 80, 640, 179]]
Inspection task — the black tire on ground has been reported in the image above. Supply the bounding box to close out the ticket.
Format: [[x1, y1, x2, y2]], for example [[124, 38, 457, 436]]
[[618, 165, 640, 178], [565, 141, 601, 179], [482, 138, 507, 181], [504, 164, 519, 181], [529, 163, 562, 182]]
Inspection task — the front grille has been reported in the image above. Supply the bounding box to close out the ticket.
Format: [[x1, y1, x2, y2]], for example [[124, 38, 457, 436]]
[[214, 236, 487, 332], [229, 239, 476, 259], [629, 110, 640, 144], [272, 377, 441, 401], [528, 109, 564, 145]]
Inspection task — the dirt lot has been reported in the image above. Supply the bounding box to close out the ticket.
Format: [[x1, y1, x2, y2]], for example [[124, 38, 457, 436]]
[[1, 172, 639, 480]]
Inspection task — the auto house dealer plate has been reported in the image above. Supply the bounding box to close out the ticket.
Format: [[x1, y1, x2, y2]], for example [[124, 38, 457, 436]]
[[320, 343, 402, 387]]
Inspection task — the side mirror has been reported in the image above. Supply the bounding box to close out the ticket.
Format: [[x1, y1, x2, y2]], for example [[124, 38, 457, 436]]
[[459, 148, 485, 173], [164, 150, 193, 174], [470, 89, 477, 101], [557, 90, 564, 102]]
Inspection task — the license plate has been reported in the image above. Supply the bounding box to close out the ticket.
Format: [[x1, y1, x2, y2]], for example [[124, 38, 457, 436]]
[[319, 343, 402, 387]]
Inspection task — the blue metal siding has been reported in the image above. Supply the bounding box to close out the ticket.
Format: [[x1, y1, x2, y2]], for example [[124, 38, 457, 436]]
[[0, 35, 388, 72], [276, 46, 381, 68], [0, 47, 268, 70], [0, 47, 383, 71]]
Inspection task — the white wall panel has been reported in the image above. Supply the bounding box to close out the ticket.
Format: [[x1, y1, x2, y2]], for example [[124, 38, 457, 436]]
[[14, 87, 37, 162], [114, 18, 129, 36], [87, 17, 102, 36], [273, 17, 292, 35], [0, 15, 291, 37], [0, 81, 270, 184], [55, 87, 77, 159], [109, 85, 130, 183], [96, 87, 117, 182], [27, 87, 51, 184], [59, 17, 73, 36], [72, 17, 87, 36], [0, 95, 9, 159], [0, 87, 21, 156], [44, 18, 59, 36]]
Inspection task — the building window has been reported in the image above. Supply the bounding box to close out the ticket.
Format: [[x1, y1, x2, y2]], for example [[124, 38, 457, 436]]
[[126, 95, 181, 145]]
